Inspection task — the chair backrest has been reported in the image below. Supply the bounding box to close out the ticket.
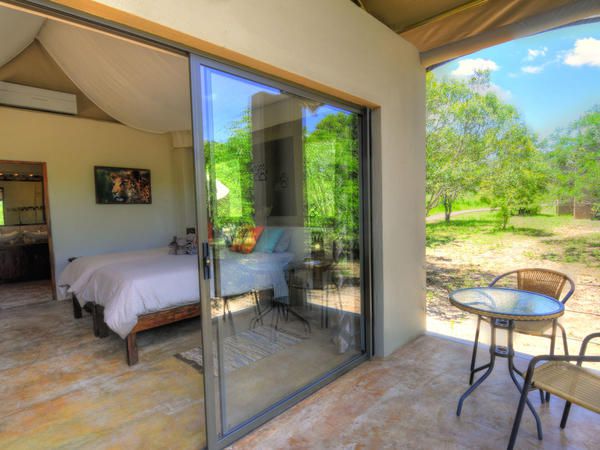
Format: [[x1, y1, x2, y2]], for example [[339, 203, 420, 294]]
[[490, 268, 575, 303]]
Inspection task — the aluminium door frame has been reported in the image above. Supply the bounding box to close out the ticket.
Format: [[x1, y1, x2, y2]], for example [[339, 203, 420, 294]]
[[190, 54, 373, 449], [2, 1, 374, 448]]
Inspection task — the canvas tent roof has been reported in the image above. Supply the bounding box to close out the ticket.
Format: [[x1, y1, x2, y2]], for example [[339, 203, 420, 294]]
[[352, 0, 600, 67], [1, 1, 598, 132], [0, 5, 190, 134]]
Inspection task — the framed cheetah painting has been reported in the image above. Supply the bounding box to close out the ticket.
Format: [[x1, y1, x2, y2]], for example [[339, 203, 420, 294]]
[[94, 166, 152, 204]]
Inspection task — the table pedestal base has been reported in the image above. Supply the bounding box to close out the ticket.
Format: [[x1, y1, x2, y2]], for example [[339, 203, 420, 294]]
[[456, 318, 551, 442]]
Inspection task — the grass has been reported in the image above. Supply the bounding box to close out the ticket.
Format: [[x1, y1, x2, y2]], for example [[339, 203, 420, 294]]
[[427, 194, 489, 216], [426, 212, 558, 248], [541, 234, 600, 267], [427, 210, 600, 268]]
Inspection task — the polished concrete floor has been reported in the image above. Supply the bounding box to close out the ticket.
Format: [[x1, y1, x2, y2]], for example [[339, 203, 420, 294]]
[[3, 299, 598, 449], [234, 335, 600, 450], [0, 297, 359, 449], [0, 300, 206, 449], [0, 279, 53, 309]]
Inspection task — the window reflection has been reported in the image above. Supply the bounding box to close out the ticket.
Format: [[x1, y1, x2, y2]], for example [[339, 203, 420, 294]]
[[200, 67, 363, 434]]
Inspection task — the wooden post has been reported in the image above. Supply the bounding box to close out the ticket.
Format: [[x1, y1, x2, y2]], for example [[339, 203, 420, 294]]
[[126, 333, 138, 366], [72, 295, 82, 319], [93, 304, 110, 338]]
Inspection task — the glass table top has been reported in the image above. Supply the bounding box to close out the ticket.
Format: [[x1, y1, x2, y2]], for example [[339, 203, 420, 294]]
[[449, 287, 564, 320]]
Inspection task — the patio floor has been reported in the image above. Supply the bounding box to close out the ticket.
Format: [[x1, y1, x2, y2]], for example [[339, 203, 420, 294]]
[[233, 334, 599, 449]]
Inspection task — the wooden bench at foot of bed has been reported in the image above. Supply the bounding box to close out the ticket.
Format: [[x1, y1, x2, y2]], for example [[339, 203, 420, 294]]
[[93, 303, 202, 366]]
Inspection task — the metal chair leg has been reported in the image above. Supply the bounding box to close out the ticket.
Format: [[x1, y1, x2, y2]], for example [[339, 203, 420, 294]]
[[558, 322, 569, 355], [546, 320, 558, 403], [469, 316, 482, 385], [560, 401, 572, 429], [508, 378, 531, 450]]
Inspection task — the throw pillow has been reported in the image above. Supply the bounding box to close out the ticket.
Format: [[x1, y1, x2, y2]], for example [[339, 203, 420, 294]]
[[274, 230, 292, 252], [231, 225, 264, 253], [255, 227, 284, 253]]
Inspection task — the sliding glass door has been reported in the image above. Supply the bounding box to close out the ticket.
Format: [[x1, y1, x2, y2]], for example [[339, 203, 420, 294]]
[[191, 55, 370, 447]]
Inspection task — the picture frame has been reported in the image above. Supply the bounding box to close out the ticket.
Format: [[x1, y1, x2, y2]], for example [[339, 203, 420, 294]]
[[94, 166, 152, 204]]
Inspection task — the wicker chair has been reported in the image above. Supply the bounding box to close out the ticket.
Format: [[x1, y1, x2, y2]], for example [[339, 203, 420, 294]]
[[470, 269, 575, 396], [507, 332, 600, 450]]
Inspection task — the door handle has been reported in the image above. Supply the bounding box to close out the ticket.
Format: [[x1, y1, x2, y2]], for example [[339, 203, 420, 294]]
[[202, 241, 211, 280]]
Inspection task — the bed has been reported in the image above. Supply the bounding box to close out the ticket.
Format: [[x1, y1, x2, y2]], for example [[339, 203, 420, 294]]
[[59, 246, 295, 365]]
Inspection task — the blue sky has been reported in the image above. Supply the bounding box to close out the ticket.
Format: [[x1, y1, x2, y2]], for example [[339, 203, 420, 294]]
[[204, 67, 350, 142], [433, 21, 600, 138]]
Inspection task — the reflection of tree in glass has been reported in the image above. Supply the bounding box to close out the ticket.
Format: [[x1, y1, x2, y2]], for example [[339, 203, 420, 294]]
[[205, 109, 361, 255], [205, 111, 255, 231], [304, 112, 360, 253]]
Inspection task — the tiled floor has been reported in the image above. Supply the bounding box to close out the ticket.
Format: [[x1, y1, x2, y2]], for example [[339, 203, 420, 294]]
[[0, 280, 53, 309], [234, 335, 600, 449], [2, 298, 598, 449], [0, 300, 206, 449]]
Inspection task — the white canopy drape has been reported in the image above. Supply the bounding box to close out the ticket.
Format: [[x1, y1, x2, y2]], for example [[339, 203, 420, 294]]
[[0, 6, 191, 134], [0, 7, 44, 68]]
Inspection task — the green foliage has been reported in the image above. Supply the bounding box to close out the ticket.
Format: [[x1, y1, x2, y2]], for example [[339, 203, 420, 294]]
[[540, 234, 600, 267], [545, 107, 600, 214], [481, 117, 548, 229], [205, 111, 255, 230], [426, 71, 548, 226], [427, 193, 488, 216], [205, 109, 360, 247], [304, 112, 360, 244], [426, 72, 494, 218]]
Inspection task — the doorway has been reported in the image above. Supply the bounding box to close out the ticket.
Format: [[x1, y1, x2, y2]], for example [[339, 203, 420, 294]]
[[190, 57, 372, 447], [0, 160, 54, 309]]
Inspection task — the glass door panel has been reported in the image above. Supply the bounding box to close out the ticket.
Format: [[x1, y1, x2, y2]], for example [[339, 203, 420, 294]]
[[194, 61, 366, 438]]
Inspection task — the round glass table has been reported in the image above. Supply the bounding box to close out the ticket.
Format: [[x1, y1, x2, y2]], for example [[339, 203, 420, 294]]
[[449, 287, 565, 440]]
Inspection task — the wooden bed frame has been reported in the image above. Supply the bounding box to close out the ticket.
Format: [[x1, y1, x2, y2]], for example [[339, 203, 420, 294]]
[[72, 295, 201, 365]]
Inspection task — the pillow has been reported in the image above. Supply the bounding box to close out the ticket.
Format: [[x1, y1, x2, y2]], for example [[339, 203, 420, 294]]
[[255, 227, 284, 253], [274, 230, 292, 253], [168, 233, 197, 255], [230, 225, 264, 254]]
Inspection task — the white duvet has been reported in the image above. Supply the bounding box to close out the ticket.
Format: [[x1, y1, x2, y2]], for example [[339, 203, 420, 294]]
[[59, 248, 294, 338]]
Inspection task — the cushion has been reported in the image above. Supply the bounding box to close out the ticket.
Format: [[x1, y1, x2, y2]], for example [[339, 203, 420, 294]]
[[255, 227, 284, 253], [231, 226, 264, 254], [274, 230, 292, 253], [168, 233, 197, 255]]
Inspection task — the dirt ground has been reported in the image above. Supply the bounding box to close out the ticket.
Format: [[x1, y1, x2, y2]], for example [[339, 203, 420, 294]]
[[426, 213, 600, 363]]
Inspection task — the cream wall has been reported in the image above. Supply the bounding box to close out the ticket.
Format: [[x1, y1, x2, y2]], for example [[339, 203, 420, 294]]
[[95, 0, 426, 356], [0, 106, 180, 292]]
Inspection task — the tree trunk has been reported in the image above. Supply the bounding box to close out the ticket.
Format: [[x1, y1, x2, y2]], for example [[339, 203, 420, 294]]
[[443, 195, 453, 223], [502, 214, 509, 230]]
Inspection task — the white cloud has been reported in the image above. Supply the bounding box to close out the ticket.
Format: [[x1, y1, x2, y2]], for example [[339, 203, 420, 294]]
[[488, 83, 512, 102], [564, 38, 600, 67], [472, 82, 512, 102], [451, 58, 499, 77], [522, 65, 544, 74], [525, 47, 548, 61]]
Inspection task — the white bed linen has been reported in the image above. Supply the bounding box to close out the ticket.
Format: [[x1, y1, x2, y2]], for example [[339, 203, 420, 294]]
[[58, 247, 167, 298], [63, 248, 294, 338]]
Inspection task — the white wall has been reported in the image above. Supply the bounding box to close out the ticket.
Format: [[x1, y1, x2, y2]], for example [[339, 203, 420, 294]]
[[82, 0, 427, 356], [0, 106, 180, 292]]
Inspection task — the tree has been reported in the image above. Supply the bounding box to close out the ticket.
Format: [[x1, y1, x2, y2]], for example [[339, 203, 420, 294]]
[[545, 107, 600, 215], [304, 112, 360, 245], [426, 71, 500, 221], [482, 117, 548, 229]]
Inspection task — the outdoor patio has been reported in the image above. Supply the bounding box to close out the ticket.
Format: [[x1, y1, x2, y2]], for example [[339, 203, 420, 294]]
[[233, 335, 599, 449]]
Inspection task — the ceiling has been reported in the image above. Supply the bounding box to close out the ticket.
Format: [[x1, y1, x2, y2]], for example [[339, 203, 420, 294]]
[[0, 4, 191, 134], [352, 0, 600, 67]]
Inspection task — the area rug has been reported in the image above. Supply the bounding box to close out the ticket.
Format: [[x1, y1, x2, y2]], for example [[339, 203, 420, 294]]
[[175, 325, 303, 375]]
